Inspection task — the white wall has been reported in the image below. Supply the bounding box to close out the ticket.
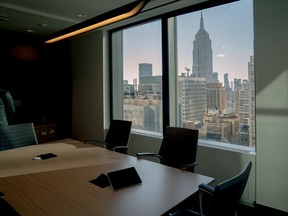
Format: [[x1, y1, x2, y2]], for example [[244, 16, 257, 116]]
[[254, 0, 288, 212], [71, 0, 288, 213]]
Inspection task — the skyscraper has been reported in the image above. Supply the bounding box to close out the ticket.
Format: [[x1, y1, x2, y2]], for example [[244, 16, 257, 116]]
[[212, 72, 219, 83], [178, 75, 206, 127], [206, 82, 226, 112], [224, 73, 230, 88], [192, 12, 213, 83], [224, 73, 233, 102], [139, 63, 152, 77], [138, 63, 161, 95]]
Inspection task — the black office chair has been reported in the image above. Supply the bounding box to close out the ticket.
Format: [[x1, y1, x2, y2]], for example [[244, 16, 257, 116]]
[[85, 119, 132, 154], [137, 126, 199, 172], [0, 123, 38, 151], [172, 161, 252, 216]]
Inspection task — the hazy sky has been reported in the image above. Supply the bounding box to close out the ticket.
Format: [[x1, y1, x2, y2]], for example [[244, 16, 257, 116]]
[[123, 0, 253, 84]]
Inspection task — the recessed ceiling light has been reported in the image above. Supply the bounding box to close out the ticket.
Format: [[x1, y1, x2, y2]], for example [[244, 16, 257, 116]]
[[39, 23, 47, 28], [77, 14, 87, 18], [0, 14, 11, 22]]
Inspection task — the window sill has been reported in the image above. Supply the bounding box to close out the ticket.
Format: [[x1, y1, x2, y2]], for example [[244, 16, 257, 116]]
[[198, 139, 256, 155], [131, 129, 255, 155], [131, 129, 163, 139]]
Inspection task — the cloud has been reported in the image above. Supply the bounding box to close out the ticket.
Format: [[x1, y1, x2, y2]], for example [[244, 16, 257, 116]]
[[221, 45, 232, 49], [217, 53, 226, 58]]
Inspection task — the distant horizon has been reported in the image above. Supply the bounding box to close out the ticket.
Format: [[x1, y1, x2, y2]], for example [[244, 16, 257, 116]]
[[123, 0, 253, 85]]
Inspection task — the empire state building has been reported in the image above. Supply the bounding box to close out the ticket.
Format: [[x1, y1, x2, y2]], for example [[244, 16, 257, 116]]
[[192, 12, 213, 83]]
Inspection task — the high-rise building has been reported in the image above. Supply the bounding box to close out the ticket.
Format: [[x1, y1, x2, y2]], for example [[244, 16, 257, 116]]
[[138, 63, 161, 94], [238, 80, 250, 123], [178, 74, 206, 127], [224, 73, 230, 88], [206, 83, 226, 112], [192, 12, 213, 83], [212, 72, 219, 83], [236, 79, 251, 146], [234, 78, 242, 91], [224, 73, 233, 102], [139, 63, 152, 77]]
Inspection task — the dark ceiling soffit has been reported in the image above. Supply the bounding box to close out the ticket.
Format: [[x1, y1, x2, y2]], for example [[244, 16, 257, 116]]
[[110, 0, 239, 33], [164, 0, 239, 17], [44, 0, 150, 43]]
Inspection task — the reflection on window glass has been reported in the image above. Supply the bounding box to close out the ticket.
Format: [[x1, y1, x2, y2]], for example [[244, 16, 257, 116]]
[[122, 21, 163, 133], [176, 0, 254, 147]]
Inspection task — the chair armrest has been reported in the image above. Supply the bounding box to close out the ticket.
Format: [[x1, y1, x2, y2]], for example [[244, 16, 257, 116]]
[[167, 183, 214, 216], [197, 183, 215, 216], [113, 146, 128, 154], [136, 152, 164, 163], [85, 140, 128, 154], [180, 161, 198, 171], [136, 152, 157, 157], [113, 145, 128, 152], [85, 140, 125, 149], [85, 140, 107, 145], [198, 183, 215, 196], [113, 146, 128, 150]]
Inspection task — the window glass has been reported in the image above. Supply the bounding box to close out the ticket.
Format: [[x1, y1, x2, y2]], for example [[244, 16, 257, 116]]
[[176, 0, 254, 147], [112, 0, 255, 148], [112, 20, 163, 134]]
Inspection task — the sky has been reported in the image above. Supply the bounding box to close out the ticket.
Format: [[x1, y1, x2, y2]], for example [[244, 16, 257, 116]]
[[122, 0, 254, 84]]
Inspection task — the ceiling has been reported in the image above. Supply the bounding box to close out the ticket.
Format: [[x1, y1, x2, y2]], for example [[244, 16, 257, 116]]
[[0, 0, 207, 37]]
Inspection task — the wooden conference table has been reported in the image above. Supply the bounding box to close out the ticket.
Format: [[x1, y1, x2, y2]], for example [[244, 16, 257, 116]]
[[0, 139, 213, 216]]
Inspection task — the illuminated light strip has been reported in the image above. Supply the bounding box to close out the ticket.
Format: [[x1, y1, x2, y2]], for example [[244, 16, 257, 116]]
[[45, 1, 147, 43]]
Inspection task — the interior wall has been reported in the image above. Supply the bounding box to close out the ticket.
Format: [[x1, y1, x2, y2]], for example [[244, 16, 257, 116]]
[[254, 0, 288, 212], [71, 31, 105, 141]]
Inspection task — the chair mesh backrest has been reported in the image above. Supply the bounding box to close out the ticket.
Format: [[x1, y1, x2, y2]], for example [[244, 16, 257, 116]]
[[159, 126, 198, 169], [104, 120, 132, 149], [0, 123, 38, 151], [206, 161, 252, 216]]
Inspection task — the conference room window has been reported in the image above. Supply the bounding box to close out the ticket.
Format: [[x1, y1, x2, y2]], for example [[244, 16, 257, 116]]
[[111, 0, 255, 149], [111, 20, 163, 134], [175, 0, 255, 148]]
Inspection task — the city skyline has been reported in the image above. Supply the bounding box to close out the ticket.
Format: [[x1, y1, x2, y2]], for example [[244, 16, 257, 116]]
[[123, 0, 253, 85]]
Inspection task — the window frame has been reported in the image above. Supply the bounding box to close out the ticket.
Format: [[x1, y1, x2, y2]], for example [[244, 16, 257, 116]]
[[109, 0, 255, 153]]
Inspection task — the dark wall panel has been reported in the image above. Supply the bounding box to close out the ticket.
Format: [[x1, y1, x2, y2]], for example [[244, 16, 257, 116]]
[[0, 30, 72, 139]]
